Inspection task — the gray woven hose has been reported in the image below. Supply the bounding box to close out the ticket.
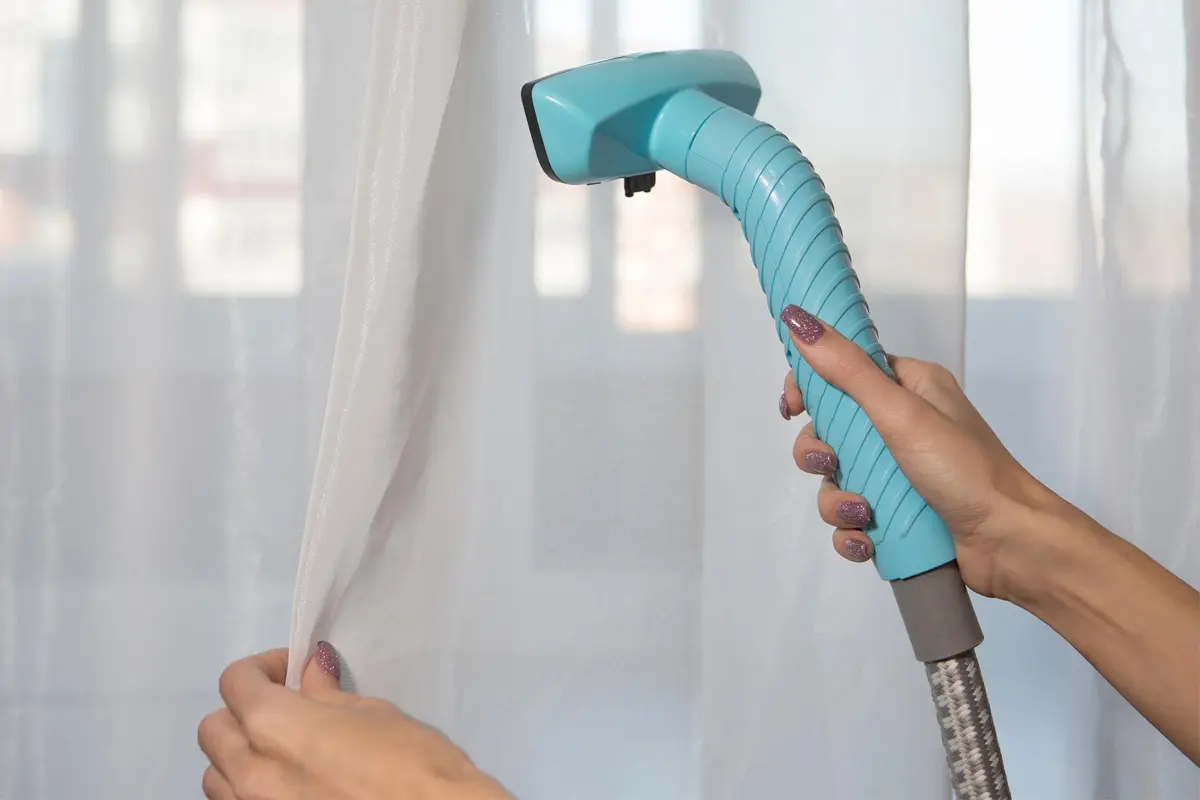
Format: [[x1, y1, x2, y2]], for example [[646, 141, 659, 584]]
[[925, 650, 1011, 799]]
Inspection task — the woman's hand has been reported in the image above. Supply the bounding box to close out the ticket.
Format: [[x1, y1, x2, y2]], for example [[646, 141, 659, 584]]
[[777, 304, 1061, 602], [199, 643, 513, 800], [778, 303, 1200, 762]]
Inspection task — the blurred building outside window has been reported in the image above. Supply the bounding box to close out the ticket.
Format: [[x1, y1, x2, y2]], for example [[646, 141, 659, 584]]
[[0, 0, 76, 278], [181, 0, 302, 296]]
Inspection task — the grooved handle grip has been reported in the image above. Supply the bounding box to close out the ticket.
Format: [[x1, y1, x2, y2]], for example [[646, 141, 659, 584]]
[[687, 107, 955, 581]]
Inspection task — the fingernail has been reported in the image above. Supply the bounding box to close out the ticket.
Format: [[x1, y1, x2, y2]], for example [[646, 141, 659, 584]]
[[844, 538, 872, 562], [837, 501, 871, 528], [315, 641, 341, 680], [805, 451, 836, 475], [781, 305, 824, 345], [778, 393, 792, 420]]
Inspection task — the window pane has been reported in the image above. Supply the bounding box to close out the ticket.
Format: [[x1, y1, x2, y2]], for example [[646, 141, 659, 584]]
[[181, 0, 301, 296], [0, 0, 76, 277]]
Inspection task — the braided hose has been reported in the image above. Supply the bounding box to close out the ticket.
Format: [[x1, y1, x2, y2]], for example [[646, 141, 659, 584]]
[[925, 650, 1011, 799]]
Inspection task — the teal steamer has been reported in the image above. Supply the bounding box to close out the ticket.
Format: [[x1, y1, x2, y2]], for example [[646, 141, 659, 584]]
[[521, 50, 1010, 799]]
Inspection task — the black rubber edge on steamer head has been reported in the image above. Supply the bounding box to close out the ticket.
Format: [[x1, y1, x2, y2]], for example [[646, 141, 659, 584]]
[[521, 78, 562, 183]]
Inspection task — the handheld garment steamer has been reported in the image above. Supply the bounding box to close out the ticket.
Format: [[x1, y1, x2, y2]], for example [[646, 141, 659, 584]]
[[521, 50, 1011, 798]]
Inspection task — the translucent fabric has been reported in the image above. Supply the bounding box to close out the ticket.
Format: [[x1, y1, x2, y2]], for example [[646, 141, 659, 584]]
[[964, 0, 1199, 795], [2, 1, 1196, 798], [288, 1, 968, 797]]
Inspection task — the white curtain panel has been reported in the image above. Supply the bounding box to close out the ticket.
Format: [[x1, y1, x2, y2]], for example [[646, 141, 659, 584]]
[[965, 0, 1199, 797], [0, 1, 367, 797], [289, 0, 967, 797], [1, 1, 1196, 798]]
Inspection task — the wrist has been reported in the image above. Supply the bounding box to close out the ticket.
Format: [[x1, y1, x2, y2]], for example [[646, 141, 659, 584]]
[[986, 478, 1101, 612]]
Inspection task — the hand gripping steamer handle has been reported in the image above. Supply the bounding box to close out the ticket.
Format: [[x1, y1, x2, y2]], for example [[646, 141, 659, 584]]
[[520, 50, 1011, 798]]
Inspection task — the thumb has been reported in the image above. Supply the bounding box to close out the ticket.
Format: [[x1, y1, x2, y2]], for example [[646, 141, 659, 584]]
[[780, 304, 923, 436], [300, 641, 346, 700]]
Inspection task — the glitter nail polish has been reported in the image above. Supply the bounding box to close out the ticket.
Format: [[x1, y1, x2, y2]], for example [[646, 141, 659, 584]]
[[844, 538, 871, 562], [805, 451, 836, 475], [837, 500, 871, 528], [779, 393, 792, 420], [315, 641, 341, 680], [781, 305, 824, 345]]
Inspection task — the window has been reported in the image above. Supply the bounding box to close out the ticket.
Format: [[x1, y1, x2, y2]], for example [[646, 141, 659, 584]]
[[181, 0, 301, 296], [0, 0, 76, 279], [532, 0, 704, 333]]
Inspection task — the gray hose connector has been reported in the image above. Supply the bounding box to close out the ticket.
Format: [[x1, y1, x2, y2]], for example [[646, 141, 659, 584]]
[[890, 561, 983, 662], [892, 562, 1011, 799]]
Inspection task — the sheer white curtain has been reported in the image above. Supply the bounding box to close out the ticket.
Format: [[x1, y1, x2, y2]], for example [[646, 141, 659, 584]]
[[288, 2, 967, 799], [0, 1, 367, 796], [277, 6, 954, 800], [965, 0, 1199, 796], [1, 1, 1195, 799]]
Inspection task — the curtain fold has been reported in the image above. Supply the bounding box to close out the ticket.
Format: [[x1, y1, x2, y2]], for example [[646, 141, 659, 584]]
[[964, 0, 1199, 795], [285, 0, 470, 691], [1071, 0, 1198, 794]]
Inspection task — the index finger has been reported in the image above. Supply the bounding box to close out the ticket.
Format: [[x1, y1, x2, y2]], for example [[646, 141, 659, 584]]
[[218, 649, 293, 723], [781, 305, 922, 437]]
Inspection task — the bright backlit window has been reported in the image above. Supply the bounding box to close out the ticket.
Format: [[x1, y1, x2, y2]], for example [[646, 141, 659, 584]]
[[0, 0, 75, 272], [181, 0, 302, 296], [531, 0, 704, 333]]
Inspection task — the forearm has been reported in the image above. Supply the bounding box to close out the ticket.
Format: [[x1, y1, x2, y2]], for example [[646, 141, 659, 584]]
[[1001, 496, 1200, 763]]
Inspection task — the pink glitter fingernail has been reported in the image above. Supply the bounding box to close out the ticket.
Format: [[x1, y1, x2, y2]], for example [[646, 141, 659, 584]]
[[805, 451, 836, 475], [844, 538, 871, 562], [837, 501, 871, 528], [315, 641, 340, 680], [781, 305, 824, 345]]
